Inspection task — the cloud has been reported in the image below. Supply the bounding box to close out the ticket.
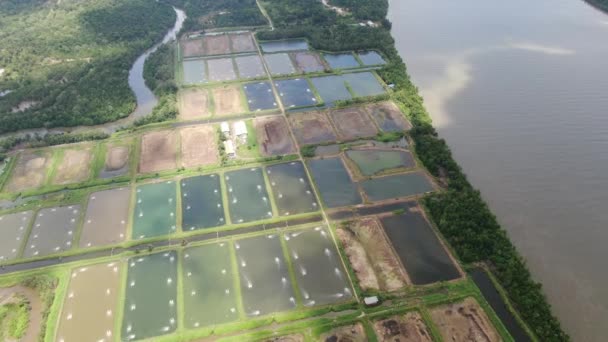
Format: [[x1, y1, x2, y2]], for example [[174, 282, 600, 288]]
[[506, 42, 575, 55]]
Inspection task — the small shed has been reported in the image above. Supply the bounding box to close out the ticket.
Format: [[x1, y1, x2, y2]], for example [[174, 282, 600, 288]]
[[223, 140, 235, 157], [233, 121, 247, 139], [220, 122, 230, 135], [364, 296, 380, 306]]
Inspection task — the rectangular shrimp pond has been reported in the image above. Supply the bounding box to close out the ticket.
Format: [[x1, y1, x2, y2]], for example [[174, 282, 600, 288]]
[[182, 243, 239, 328], [361, 172, 434, 201], [243, 82, 278, 111], [57, 262, 121, 342], [310, 75, 352, 105], [180, 174, 225, 231], [266, 161, 318, 216], [381, 213, 461, 285], [133, 181, 176, 240], [224, 168, 273, 223], [343, 72, 386, 97], [234, 234, 296, 316], [235, 55, 267, 79], [346, 149, 415, 176], [182, 59, 207, 84], [24, 205, 80, 258], [275, 79, 317, 108], [284, 227, 353, 307], [122, 251, 178, 341], [308, 157, 362, 208], [260, 39, 309, 53], [0, 211, 32, 261], [80, 187, 130, 248], [264, 53, 296, 76]]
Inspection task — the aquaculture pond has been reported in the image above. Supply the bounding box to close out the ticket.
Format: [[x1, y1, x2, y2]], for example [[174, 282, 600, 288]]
[[308, 158, 362, 208], [266, 161, 318, 216], [367, 102, 411, 132], [181, 175, 225, 230], [207, 58, 237, 82], [235, 234, 296, 316], [470, 268, 532, 342], [343, 72, 385, 97], [310, 75, 352, 105], [182, 243, 239, 328], [275, 78, 317, 108], [381, 213, 460, 285], [225, 168, 273, 223], [284, 227, 353, 306], [235, 55, 267, 79], [323, 53, 360, 69], [243, 82, 278, 111], [80, 187, 130, 248], [357, 51, 386, 65], [292, 52, 325, 73], [132, 181, 177, 240], [362, 172, 434, 201], [122, 251, 178, 341], [57, 262, 121, 342], [0, 211, 32, 261], [264, 53, 296, 76], [23, 205, 80, 258], [346, 150, 415, 176], [182, 59, 207, 84], [260, 39, 309, 53]]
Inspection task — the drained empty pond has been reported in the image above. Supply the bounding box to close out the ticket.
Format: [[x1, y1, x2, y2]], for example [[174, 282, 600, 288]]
[[284, 227, 353, 306], [132, 181, 177, 240], [381, 213, 460, 285], [225, 168, 273, 223], [235, 234, 296, 316], [57, 262, 121, 342], [0, 211, 32, 261], [346, 150, 415, 176], [80, 187, 130, 248], [362, 172, 434, 201], [181, 175, 225, 230], [24, 205, 80, 258], [182, 243, 239, 328], [122, 251, 178, 341], [308, 158, 362, 208], [243, 82, 277, 111], [266, 161, 318, 216]]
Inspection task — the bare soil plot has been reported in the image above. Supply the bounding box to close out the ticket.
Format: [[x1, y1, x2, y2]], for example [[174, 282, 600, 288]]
[[203, 34, 231, 55], [139, 130, 177, 173], [373, 312, 433, 342], [56, 262, 121, 342], [180, 125, 219, 168], [229, 32, 257, 53], [292, 52, 326, 73], [178, 88, 211, 120], [287, 111, 337, 145], [255, 116, 296, 156], [212, 86, 245, 116], [4, 150, 51, 192], [329, 107, 378, 140], [52, 148, 93, 185], [430, 298, 502, 342], [320, 323, 367, 342], [100, 144, 130, 179], [337, 218, 408, 291], [181, 38, 205, 57], [366, 101, 412, 132], [79, 187, 130, 248]]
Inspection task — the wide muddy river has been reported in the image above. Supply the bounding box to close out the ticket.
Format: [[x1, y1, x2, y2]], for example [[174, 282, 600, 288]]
[[388, 0, 608, 339]]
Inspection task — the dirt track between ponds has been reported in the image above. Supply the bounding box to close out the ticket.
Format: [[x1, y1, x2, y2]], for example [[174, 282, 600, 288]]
[[0, 285, 43, 342], [430, 297, 502, 342], [373, 312, 433, 342]]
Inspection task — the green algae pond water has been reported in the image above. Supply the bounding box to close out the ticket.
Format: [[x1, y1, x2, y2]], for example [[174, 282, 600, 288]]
[[381, 213, 460, 285], [181, 175, 225, 231], [0, 211, 32, 261], [132, 181, 176, 240], [361, 172, 434, 201], [284, 227, 353, 307], [182, 243, 239, 328], [308, 157, 362, 208], [266, 161, 318, 216], [235, 234, 296, 317], [122, 251, 178, 341], [225, 168, 273, 224], [346, 149, 415, 176]]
